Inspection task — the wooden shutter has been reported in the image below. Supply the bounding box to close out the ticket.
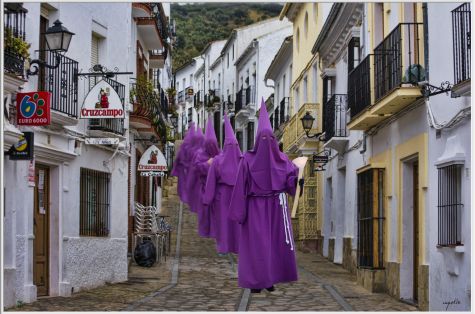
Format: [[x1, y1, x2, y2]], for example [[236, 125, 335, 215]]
[[91, 34, 99, 67]]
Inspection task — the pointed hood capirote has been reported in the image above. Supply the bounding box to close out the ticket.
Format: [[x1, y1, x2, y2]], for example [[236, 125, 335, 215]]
[[245, 98, 290, 191], [203, 115, 220, 157], [218, 113, 242, 185]]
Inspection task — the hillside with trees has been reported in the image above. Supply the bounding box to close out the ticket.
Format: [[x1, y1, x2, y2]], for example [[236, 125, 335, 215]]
[[171, 3, 283, 71]]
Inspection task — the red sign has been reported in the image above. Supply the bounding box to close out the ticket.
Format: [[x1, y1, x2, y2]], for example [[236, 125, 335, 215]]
[[17, 92, 51, 125]]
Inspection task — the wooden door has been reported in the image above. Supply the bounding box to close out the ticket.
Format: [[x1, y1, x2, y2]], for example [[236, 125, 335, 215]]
[[413, 162, 419, 302], [34, 165, 50, 296]]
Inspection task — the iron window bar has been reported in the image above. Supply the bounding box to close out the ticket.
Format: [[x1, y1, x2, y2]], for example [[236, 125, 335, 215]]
[[452, 3, 471, 85]]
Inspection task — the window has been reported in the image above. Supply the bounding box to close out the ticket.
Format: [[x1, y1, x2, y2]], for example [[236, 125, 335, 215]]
[[313, 3, 318, 22], [236, 131, 243, 151], [348, 37, 360, 73], [313, 64, 318, 102], [190, 74, 193, 87], [294, 87, 300, 112], [187, 107, 192, 122], [38, 16, 49, 90], [232, 44, 235, 60], [80, 168, 111, 237], [303, 76, 308, 103], [227, 53, 229, 68], [296, 28, 300, 52], [357, 168, 385, 269], [247, 122, 254, 151], [437, 164, 463, 246], [304, 12, 309, 38]]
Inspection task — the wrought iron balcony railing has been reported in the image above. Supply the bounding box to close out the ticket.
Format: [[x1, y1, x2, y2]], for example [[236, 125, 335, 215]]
[[177, 90, 185, 103], [273, 109, 279, 131], [348, 55, 371, 118], [131, 79, 162, 122], [279, 97, 289, 126], [235, 89, 244, 113], [43, 51, 79, 117], [452, 3, 471, 85], [373, 22, 424, 102], [245, 85, 256, 107], [323, 94, 348, 141], [4, 3, 28, 77]]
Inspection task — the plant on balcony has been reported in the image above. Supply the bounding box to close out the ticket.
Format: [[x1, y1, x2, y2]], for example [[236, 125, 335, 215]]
[[4, 28, 30, 60], [166, 87, 176, 98]]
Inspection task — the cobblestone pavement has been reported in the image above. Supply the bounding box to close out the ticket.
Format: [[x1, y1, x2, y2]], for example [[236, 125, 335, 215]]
[[9, 182, 417, 311]]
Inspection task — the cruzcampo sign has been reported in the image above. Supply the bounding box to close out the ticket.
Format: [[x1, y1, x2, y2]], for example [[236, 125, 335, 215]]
[[16, 92, 51, 126], [138, 145, 168, 172], [80, 80, 125, 119]]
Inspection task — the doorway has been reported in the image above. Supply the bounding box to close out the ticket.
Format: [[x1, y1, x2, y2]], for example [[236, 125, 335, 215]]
[[400, 158, 419, 304], [33, 164, 50, 296]]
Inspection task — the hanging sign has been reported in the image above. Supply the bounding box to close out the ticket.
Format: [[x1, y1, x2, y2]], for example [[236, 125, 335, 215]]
[[80, 80, 125, 119], [138, 145, 168, 171], [140, 171, 166, 177], [16, 92, 51, 125], [85, 138, 120, 145], [313, 155, 329, 164], [187, 88, 194, 95], [9, 132, 34, 160]]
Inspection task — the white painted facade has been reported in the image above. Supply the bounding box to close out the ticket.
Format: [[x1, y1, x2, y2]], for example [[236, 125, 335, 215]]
[[234, 24, 292, 151], [263, 35, 293, 143], [426, 2, 471, 311], [3, 2, 173, 309]]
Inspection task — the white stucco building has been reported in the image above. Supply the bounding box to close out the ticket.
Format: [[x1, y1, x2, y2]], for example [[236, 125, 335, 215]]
[[263, 35, 293, 145], [309, 2, 471, 311], [3, 2, 173, 308]]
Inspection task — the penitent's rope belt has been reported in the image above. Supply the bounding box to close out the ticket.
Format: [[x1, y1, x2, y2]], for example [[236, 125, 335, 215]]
[[279, 193, 294, 251]]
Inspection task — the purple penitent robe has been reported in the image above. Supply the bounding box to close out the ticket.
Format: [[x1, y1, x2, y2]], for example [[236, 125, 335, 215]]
[[171, 123, 194, 204], [187, 118, 220, 237], [203, 113, 241, 254], [228, 100, 299, 289]]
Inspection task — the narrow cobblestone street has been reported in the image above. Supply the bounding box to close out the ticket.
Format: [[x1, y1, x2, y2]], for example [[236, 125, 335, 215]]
[[10, 185, 417, 312]]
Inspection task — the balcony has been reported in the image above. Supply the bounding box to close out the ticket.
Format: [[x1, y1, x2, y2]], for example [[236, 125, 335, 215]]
[[43, 51, 79, 125], [348, 23, 424, 131], [177, 90, 185, 104], [130, 78, 162, 138], [235, 89, 244, 114], [323, 94, 349, 153], [235, 86, 255, 123], [194, 91, 203, 108], [88, 77, 126, 136], [135, 4, 167, 51], [283, 103, 320, 154], [451, 3, 471, 97], [149, 48, 167, 68], [4, 3, 28, 79]]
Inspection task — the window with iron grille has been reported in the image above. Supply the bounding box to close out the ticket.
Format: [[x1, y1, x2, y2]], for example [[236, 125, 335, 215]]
[[80, 168, 111, 237], [357, 168, 385, 269], [236, 131, 243, 151], [437, 164, 463, 246], [452, 3, 471, 85]]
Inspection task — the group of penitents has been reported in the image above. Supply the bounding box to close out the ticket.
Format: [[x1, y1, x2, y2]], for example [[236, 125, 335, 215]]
[[171, 100, 304, 293]]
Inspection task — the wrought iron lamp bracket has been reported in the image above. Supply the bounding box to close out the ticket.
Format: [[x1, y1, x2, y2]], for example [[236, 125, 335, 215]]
[[76, 64, 132, 80], [26, 53, 61, 78], [304, 130, 326, 141], [420, 81, 453, 98]]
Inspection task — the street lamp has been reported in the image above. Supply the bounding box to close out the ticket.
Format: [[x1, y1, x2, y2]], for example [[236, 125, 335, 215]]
[[300, 111, 325, 140], [27, 20, 75, 77]]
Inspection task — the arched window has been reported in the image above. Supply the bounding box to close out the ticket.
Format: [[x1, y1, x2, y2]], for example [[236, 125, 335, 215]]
[[304, 12, 309, 38], [313, 3, 318, 23], [296, 27, 300, 52]]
